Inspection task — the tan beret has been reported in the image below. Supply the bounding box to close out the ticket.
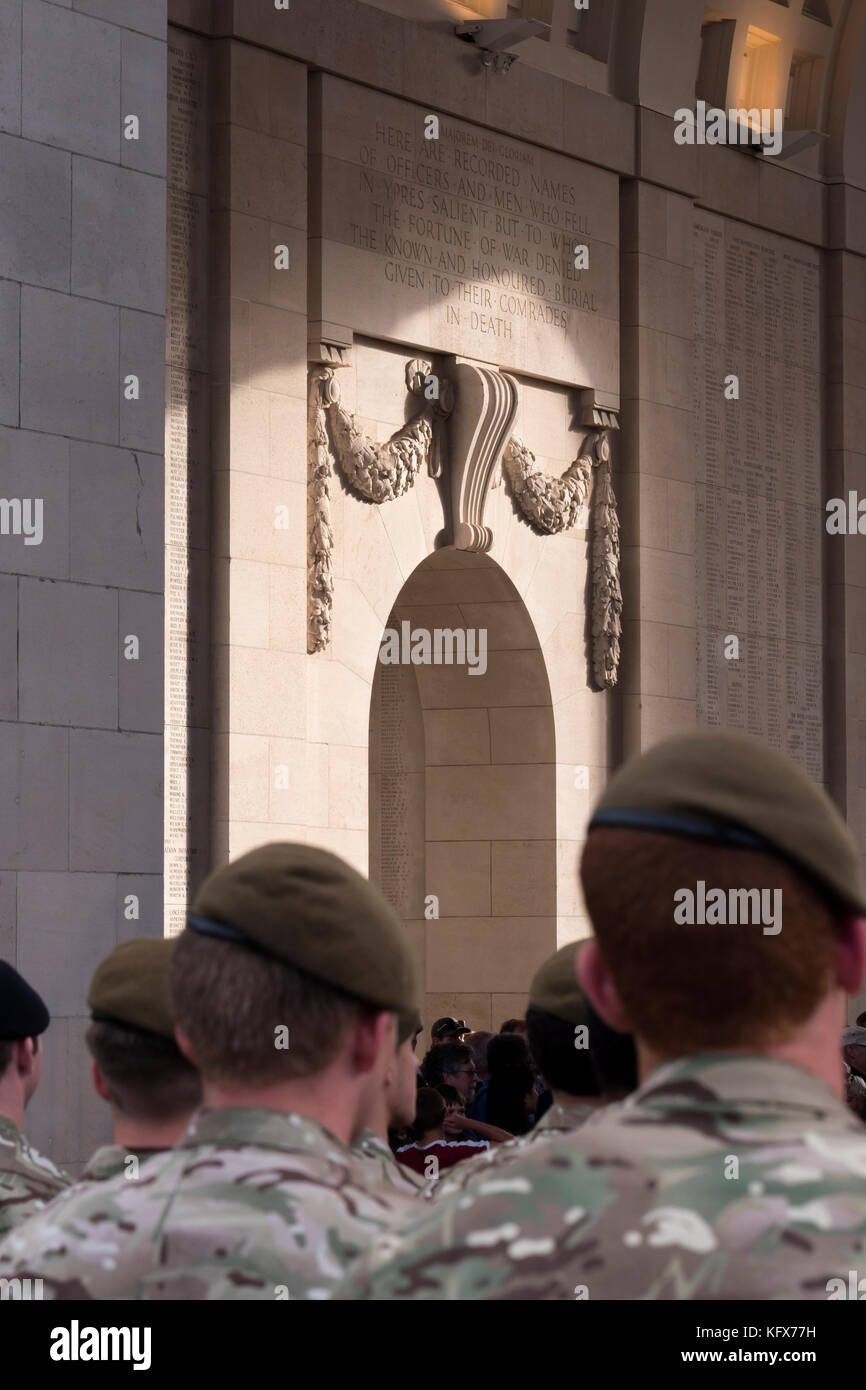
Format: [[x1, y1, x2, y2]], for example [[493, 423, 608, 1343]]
[[397, 1009, 422, 1045], [189, 843, 420, 1014], [529, 943, 589, 1026], [589, 731, 866, 915], [88, 937, 177, 1040]]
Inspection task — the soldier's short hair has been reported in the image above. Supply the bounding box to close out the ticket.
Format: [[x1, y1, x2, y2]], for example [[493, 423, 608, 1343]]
[[85, 1020, 202, 1122], [580, 830, 838, 1054], [170, 931, 370, 1085], [525, 1006, 600, 1098]]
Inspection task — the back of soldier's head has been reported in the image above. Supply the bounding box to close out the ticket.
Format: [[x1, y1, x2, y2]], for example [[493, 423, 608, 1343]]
[[0, 961, 50, 1106], [415, 1086, 446, 1135], [87, 938, 201, 1122], [581, 731, 866, 1055], [171, 843, 418, 1087]]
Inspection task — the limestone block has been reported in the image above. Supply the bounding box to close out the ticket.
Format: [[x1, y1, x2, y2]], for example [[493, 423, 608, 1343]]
[[72, 158, 166, 313], [327, 743, 367, 832], [489, 707, 555, 765], [121, 30, 167, 177], [427, 764, 556, 842], [556, 762, 601, 841], [20, 288, 118, 444], [484, 59, 563, 150], [248, 303, 307, 396], [212, 557, 269, 650], [378, 490, 429, 585], [268, 562, 307, 655], [75, 0, 167, 39], [427, 917, 553, 993], [491, 994, 531, 1029], [552, 690, 611, 767], [562, 82, 635, 176], [118, 589, 163, 733], [624, 253, 693, 340], [491, 840, 556, 917], [623, 399, 696, 482], [458, 598, 542, 652], [622, 325, 692, 411], [116, 874, 163, 940], [69, 730, 162, 871], [307, 659, 370, 748], [271, 737, 327, 827], [828, 317, 866, 390], [540, 615, 586, 709], [119, 309, 166, 453], [0, 722, 68, 869], [0, 278, 18, 425], [415, 648, 551, 711], [216, 125, 306, 226], [0, 870, 15, 962], [0, 574, 16, 720], [425, 841, 491, 918], [17, 871, 116, 1015], [70, 443, 163, 592], [23, 1, 119, 161], [423, 709, 491, 767], [0, 0, 21, 135], [556, 839, 586, 918], [268, 393, 307, 481], [304, 826, 367, 876], [338, 502, 405, 624], [759, 161, 823, 246], [698, 146, 760, 225], [623, 692, 696, 753], [0, 134, 70, 289], [19, 578, 117, 728], [213, 470, 304, 566], [222, 820, 308, 862], [225, 213, 307, 314], [638, 108, 698, 197], [212, 646, 306, 738]]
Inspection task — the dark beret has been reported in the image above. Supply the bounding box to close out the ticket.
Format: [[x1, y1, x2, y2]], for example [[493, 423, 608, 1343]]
[[0, 960, 50, 1041], [589, 731, 866, 916], [397, 1009, 422, 1045], [529, 942, 589, 1026], [87, 938, 177, 1040], [189, 843, 419, 1014]]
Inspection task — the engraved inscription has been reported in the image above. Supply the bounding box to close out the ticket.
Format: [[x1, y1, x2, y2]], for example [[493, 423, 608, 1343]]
[[695, 215, 822, 779]]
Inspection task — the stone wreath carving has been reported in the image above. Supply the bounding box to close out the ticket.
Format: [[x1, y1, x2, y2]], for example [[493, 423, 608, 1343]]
[[307, 360, 452, 652], [503, 432, 622, 689]]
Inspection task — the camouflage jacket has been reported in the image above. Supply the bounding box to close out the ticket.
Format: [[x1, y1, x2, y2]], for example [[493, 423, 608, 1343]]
[[337, 1055, 866, 1300], [351, 1129, 427, 1197], [80, 1144, 165, 1183], [0, 1107, 416, 1300], [428, 1096, 599, 1201], [0, 1115, 70, 1238]]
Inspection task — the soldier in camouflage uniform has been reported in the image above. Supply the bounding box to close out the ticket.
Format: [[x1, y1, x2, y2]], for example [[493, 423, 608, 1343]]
[[0, 961, 69, 1235], [0, 844, 419, 1298], [352, 1011, 427, 1197], [338, 731, 866, 1300], [427, 941, 638, 1201], [74, 936, 202, 1187]]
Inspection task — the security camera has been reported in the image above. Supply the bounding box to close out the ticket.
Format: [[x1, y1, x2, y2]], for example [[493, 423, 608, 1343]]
[[456, 18, 550, 72]]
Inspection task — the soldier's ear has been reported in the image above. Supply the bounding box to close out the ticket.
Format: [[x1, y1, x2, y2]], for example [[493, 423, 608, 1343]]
[[174, 1025, 199, 1066], [91, 1060, 113, 1105], [13, 1037, 38, 1079], [577, 940, 633, 1034], [835, 916, 866, 995]]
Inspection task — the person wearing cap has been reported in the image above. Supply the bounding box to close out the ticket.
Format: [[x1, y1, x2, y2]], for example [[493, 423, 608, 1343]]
[[351, 1012, 428, 1195], [338, 731, 866, 1301], [430, 1017, 470, 1046], [0, 961, 69, 1235], [0, 844, 420, 1299]]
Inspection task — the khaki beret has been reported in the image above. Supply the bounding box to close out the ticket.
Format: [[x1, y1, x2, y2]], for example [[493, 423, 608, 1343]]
[[589, 731, 866, 916], [397, 1009, 422, 1045], [88, 937, 177, 1040], [189, 843, 419, 1015], [529, 943, 589, 1026]]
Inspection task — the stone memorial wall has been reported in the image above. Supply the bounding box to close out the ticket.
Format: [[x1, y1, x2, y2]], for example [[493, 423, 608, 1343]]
[[695, 213, 823, 780], [311, 75, 619, 394]]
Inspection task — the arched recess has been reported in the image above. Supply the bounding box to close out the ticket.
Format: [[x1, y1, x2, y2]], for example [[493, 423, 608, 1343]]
[[369, 547, 558, 1034]]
